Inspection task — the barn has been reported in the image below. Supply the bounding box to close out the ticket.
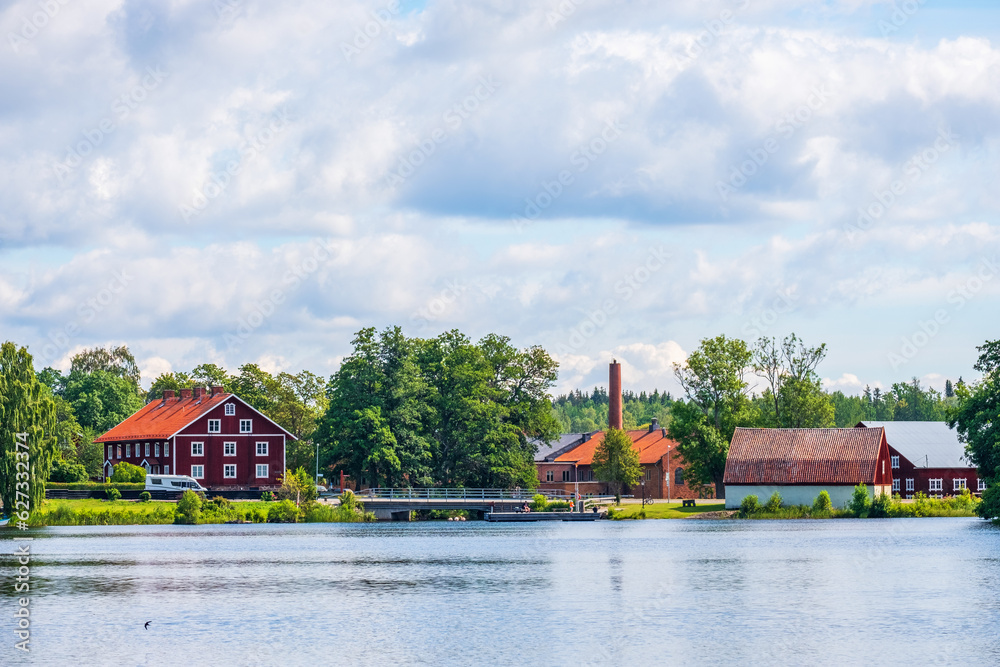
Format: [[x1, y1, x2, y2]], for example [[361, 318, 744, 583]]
[[723, 427, 893, 509], [94, 386, 294, 490]]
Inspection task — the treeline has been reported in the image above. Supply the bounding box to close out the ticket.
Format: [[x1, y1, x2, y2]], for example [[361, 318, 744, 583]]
[[552, 388, 674, 432]]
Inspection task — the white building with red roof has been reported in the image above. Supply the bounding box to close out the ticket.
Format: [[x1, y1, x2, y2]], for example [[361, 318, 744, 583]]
[[95, 386, 295, 489]]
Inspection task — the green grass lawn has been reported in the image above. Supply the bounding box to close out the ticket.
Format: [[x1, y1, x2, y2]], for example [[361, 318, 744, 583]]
[[607, 501, 727, 519], [39, 498, 173, 514]]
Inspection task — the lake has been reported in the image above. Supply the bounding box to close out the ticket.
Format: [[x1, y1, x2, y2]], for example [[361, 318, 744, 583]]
[[3, 518, 999, 666]]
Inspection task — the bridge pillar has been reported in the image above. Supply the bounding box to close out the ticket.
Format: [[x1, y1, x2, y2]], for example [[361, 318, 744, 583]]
[[373, 508, 412, 521]]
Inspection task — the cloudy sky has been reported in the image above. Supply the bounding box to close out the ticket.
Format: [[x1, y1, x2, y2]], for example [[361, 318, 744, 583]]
[[1, 0, 998, 397]]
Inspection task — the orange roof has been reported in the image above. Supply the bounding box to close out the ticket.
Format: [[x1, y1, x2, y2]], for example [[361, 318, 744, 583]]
[[554, 429, 675, 465], [93, 392, 296, 442]]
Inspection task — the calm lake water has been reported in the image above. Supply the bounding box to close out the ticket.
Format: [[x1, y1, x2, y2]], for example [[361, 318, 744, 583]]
[[3, 518, 999, 666]]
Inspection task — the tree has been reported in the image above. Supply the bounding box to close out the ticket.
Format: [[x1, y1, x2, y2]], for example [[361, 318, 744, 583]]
[[945, 379, 955, 398], [0, 342, 58, 518], [670, 335, 753, 498], [49, 459, 88, 483], [277, 466, 318, 505], [592, 428, 641, 503], [175, 490, 202, 524], [64, 370, 144, 433], [70, 345, 141, 390], [111, 461, 147, 483], [146, 372, 194, 401], [948, 340, 1000, 522], [752, 334, 833, 428]]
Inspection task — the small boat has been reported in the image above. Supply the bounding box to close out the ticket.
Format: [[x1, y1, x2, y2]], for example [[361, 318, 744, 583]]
[[0, 516, 10, 527]]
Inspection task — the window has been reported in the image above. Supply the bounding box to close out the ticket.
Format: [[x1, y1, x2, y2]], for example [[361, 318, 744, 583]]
[[906, 494, 913, 499], [256, 442, 268, 456], [108, 446, 113, 459], [208, 419, 221, 433], [954, 478, 967, 491], [645, 468, 652, 481], [561, 470, 570, 482], [224, 442, 236, 456], [225, 403, 235, 416], [191, 465, 204, 479], [980, 479, 988, 492], [191, 442, 204, 456], [674, 468, 684, 486], [145, 443, 150, 456], [116, 445, 121, 459], [256, 464, 268, 478], [906, 478, 914, 492], [929, 478, 943, 492], [164, 465, 169, 475], [155, 443, 160, 457], [126, 444, 131, 457], [224, 464, 236, 478], [545, 470, 553, 482], [164, 442, 170, 456], [892, 479, 900, 493], [240, 419, 252, 433], [891, 455, 899, 469]]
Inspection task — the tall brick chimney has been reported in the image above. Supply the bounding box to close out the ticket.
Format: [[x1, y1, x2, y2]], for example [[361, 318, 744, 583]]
[[609, 360, 622, 430], [179, 388, 193, 399]]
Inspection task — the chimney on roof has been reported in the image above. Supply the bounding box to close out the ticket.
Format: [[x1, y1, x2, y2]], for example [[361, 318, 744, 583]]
[[162, 390, 175, 399], [649, 417, 659, 433], [193, 387, 205, 399], [582, 432, 592, 442], [179, 388, 193, 399], [211, 385, 224, 397], [609, 360, 622, 430]]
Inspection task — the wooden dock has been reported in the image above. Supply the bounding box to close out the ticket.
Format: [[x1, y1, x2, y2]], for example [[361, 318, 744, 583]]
[[485, 511, 602, 522]]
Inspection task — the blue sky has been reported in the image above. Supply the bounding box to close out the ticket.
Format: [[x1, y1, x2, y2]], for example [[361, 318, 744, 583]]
[[1, 0, 998, 397]]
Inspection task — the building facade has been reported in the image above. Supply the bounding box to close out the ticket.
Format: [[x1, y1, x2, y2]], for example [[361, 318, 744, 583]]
[[95, 386, 293, 489]]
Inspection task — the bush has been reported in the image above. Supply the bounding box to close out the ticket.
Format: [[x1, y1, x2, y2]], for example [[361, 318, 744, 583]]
[[211, 496, 232, 509], [106, 487, 121, 502], [48, 482, 145, 491], [50, 459, 89, 483], [545, 500, 571, 512], [267, 499, 301, 523], [139, 491, 151, 502], [111, 462, 148, 484], [260, 491, 275, 502], [276, 467, 318, 504], [764, 491, 783, 513], [849, 484, 870, 517], [739, 495, 760, 517], [812, 490, 833, 512], [175, 489, 203, 524], [869, 492, 892, 518], [979, 484, 1000, 524], [531, 494, 548, 512], [247, 506, 269, 523]]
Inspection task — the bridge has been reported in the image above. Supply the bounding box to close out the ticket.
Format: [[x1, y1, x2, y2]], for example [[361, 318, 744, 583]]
[[350, 488, 613, 521]]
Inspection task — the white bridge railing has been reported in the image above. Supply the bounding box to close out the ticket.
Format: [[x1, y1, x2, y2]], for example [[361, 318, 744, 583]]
[[362, 488, 617, 503]]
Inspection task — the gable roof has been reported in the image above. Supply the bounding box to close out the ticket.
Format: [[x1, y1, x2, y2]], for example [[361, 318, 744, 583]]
[[94, 393, 296, 443], [553, 428, 675, 466], [858, 421, 970, 469], [533, 433, 595, 462], [724, 427, 886, 485]]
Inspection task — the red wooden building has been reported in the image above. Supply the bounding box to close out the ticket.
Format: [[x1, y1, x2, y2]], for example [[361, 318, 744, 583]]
[[94, 386, 293, 490]]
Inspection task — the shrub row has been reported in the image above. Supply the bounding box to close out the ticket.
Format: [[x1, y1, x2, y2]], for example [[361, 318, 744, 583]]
[[738, 486, 981, 519]]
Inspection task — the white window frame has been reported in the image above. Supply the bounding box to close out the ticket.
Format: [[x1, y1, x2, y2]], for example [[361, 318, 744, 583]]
[[929, 478, 943, 492], [224, 442, 236, 457], [240, 419, 252, 434], [256, 441, 268, 456], [164, 442, 170, 456], [545, 470, 553, 482], [108, 446, 113, 459], [224, 464, 236, 478], [208, 419, 221, 433], [256, 464, 268, 479], [891, 455, 899, 469], [979, 479, 987, 491], [191, 465, 204, 479], [164, 465, 170, 475], [126, 444, 131, 457], [155, 443, 160, 457], [225, 403, 235, 416], [116, 445, 121, 459], [906, 478, 914, 492], [145, 443, 150, 457], [892, 479, 900, 493], [191, 442, 204, 456], [954, 478, 967, 491]]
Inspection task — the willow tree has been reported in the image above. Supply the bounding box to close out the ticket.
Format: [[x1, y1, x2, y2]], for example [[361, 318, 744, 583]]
[[0, 342, 57, 520]]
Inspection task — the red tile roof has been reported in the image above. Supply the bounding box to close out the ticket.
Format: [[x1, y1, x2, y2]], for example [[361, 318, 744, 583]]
[[554, 429, 675, 465], [724, 427, 886, 485], [95, 393, 239, 442]]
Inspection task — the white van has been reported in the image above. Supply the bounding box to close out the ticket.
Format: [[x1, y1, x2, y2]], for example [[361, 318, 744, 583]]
[[145, 474, 207, 492]]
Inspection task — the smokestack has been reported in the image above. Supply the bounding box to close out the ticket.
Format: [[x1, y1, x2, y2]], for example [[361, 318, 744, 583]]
[[609, 360, 622, 430]]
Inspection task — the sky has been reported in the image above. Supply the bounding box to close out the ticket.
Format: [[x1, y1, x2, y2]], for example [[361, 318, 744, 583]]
[[1, 0, 998, 398]]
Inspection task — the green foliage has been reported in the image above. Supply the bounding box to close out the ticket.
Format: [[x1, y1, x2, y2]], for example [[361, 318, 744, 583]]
[[277, 466, 318, 504], [869, 492, 892, 518], [592, 428, 642, 502], [752, 334, 833, 429], [139, 491, 151, 502], [849, 484, 871, 517], [544, 500, 571, 512], [551, 388, 673, 433], [64, 369, 144, 433], [110, 461, 147, 484], [0, 342, 58, 519], [813, 490, 833, 512], [888, 491, 980, 518], [260, 490, 275, 502], [977, 485, 1000, 524], [267, 499, 301, 523], [29, 502, 176, 526], [47, 482, 144, 491], [301, 499, 374, 523], [764, 491, 783, 512], [211, 496, 232, 509], [106, 487, 122, 501], [739, 494, 760, 517], [50, 458, 88, 483], [175, 489, 203, 524], [531, 493, 548, 512], [70, 346, 141, 389]]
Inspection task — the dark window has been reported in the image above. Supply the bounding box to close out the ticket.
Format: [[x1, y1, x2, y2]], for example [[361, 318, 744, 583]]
[[675, 468, 684, 485], [545, 470, 553, 482], [561, 470, 570, 482]]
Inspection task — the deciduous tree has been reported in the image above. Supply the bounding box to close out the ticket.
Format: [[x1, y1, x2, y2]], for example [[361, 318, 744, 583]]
[[592, 428, 641, 503]]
